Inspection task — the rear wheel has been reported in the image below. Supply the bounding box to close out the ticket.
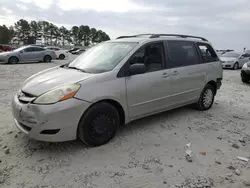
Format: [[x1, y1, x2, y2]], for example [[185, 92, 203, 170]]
[[59, 54, 65, 60], [241, 76, 249, 83], [77, 102, 120, 146], [44, 55, 52, 63], [8, 57, 18, 64], [233, 62, 239, 70], [194, 84, 215, 111]]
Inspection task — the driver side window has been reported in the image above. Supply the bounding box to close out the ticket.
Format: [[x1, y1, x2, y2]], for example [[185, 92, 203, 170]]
[[129, 42, 164, 72]]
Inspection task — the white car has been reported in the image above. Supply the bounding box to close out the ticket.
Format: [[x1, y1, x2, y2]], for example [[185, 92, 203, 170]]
[[220, 52, 250, 70], [46, 46, 69, 60]]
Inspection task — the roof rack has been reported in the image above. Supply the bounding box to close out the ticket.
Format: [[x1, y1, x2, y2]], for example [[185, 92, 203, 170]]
[[116, 34, 153, 39], [149, 34, 208, 41], [116, 34, 208, 41]]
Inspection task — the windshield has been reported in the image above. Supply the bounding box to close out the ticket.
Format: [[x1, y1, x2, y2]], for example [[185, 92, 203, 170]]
[[221, 52, 240, 58], [68, 42, 137, 73]]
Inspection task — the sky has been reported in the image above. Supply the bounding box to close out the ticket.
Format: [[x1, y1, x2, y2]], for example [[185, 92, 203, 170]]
[[0, 0, 249, 51]]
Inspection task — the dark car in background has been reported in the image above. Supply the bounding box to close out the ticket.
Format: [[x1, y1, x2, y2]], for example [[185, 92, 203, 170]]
[[241, 60, 250, 83], [71, 49, 85, 55], [67, 48, 80, 53]]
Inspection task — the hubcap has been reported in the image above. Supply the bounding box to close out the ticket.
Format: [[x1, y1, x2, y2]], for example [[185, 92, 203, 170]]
[[234, 64, 238, 69], [203, 89, 213, 108], [90, 114, 114, 141]]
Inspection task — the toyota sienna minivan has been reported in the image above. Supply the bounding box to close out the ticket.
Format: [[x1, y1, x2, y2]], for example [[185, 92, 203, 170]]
[[11, 34, 223, 146]]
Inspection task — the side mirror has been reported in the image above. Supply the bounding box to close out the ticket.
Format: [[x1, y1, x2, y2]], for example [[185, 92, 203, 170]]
[[129, 63, 146, 75], [20, 50, 23, 53], [240, 56, 244, 59]]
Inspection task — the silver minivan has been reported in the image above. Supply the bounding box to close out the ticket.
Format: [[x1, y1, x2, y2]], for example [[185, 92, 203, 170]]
[[11, 34, 223, 146]]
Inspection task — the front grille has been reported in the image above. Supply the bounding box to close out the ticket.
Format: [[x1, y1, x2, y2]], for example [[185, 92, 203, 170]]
[[18, 91, 36, 103]]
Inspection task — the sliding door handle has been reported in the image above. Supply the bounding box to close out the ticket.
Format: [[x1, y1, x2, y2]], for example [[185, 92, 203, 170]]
[[162, 72, 170, 78], [171, 70, 179, 76]]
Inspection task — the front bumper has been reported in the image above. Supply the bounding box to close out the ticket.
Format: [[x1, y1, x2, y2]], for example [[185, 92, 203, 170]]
[[222, 63, 233, 68], [0, 56, 8, 63], [11, 94, 91, 142]]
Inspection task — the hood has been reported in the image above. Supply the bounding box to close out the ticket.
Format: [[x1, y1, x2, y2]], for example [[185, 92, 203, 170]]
[[220, 57, 237, 62], [21, 66, 93, 96], [0, 51, 12, 56]]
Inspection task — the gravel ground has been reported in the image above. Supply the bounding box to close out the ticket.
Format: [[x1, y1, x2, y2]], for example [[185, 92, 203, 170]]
[[0, 56, 250, 188]]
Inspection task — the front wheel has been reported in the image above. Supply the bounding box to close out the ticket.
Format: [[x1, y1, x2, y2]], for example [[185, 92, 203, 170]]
[[77, 102, 120, 146], [194, 84, 215, 111], [8, 57, 18, 64], [241, 77, 249, 83], [233, 62, 239, 70]]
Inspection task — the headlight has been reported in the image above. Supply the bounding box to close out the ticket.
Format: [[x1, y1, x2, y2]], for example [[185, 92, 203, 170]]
[[33, 84, 81, 104]]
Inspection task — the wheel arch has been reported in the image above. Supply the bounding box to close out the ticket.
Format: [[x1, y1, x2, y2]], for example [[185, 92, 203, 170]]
[[8, 56, 19, 63], [206, 80, 217, 95], [84, 99, 126, 125]]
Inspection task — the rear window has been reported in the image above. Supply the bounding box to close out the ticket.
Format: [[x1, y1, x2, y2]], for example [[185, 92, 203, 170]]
[[197, 43, 218, 63], [167, 41, 199, 68]]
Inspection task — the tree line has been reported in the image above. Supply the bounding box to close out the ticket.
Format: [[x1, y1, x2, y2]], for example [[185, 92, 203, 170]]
[[0, 19, 110, 46]]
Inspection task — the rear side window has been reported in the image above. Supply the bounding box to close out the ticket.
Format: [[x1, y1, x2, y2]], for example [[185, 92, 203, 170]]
[[33, 47, 45, 51], [197, 43, 218, 63], [167, 41, 199, 68]]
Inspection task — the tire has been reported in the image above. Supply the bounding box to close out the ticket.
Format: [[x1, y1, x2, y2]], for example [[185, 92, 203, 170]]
[[194, 84, 215, 111], [43, 55, 52, 63], [241, 77, 249, 83], [59, 54, 65, 60], [232, 62, 239, 70], [8, 56, 18, 64], [77, 102, 120, 146]]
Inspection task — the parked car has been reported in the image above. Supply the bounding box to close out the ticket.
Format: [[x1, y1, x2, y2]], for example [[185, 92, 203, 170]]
[[67, 47, 80, 53], [0, 45, 57, 64], [45, 46, 69, 60], [71, 49, 85, 55], [241, 61, 250, 83], [0, 45, 12, 52], [220, 52, 250, 69], [11, 34, 222, 146]]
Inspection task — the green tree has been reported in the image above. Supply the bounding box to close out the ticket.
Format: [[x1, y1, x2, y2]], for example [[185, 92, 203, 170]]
[[30, 21, 42, 42], [71, 26, 79, 44], [90, 28, 98, 43], [14, 19, 30, 44], [0, 25, 12, 44], [39, 21, 50, 45], [59, 26, 70, 45], [79, 25, 90, 46]]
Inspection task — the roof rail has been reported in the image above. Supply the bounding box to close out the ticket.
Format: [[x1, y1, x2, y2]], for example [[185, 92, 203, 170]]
[[116, 34, 153, 39], [149, 34, 208, 41]]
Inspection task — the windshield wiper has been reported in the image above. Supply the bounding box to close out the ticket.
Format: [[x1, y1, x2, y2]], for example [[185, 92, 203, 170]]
[[66, 66, 89, 73]]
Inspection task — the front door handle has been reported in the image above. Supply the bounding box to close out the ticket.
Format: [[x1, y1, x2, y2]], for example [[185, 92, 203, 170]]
[[171, 70, 179, 76], [162, 72, 170, 78]]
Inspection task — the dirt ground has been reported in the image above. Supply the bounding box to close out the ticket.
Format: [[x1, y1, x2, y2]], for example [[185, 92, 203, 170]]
[[0, 57, 250, 188]]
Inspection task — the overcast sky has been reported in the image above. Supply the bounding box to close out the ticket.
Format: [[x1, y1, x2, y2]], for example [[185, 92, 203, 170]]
[[0, 0, 249, 51]]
